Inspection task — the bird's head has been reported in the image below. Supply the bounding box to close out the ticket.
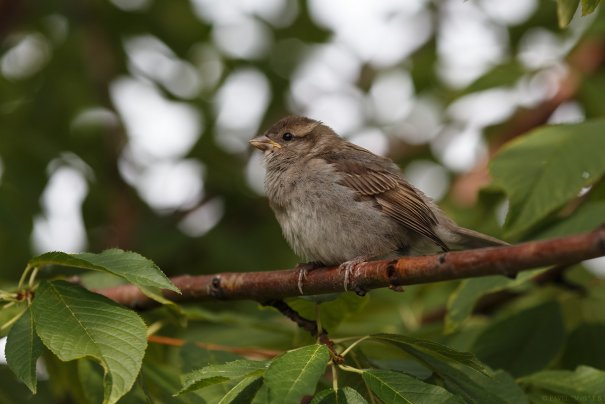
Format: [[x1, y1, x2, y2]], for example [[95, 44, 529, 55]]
[[249, 115, 339, 161]]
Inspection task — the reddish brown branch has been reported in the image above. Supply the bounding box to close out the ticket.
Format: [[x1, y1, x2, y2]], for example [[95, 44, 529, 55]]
[[97, 226, 605, 309], [147, 334, 280, 359]]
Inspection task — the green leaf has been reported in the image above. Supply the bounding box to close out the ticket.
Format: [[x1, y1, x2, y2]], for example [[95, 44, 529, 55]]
[[580, 70, 605, 117], [370, 359, 433, 380], [445, 269, 545, 332], [31, 280, 147, 404], [179, 342, 242, 373], [310, 389, 334, 403], [520, 366, 605, 402], [561, 324, 605, 370], [251, 384, 270, 404], [419, 351, 524, 404], [472, 302, 565, 377], [346, 387, 369, 403], [341, 387, 368, 403], [28, 249, 180, 304], [370, 334, 487, 373], [181, 376, 231, 394], [463, 62, 526, 94], [218, 373, 264, 404], [311, 387, 368, 404], [363, 369, 464, 404], [0, 302, 27, 339], [539, 201, 605, 239], [581, 0, 600, 15], [556, 0, 580, 27], [490, 370, 530, 404], [78, 359, 105, 404], [5, 308, 43, 393], [536, 180, 605, 239], [139, 359, 199, 404], [179, 359, 269, 394], [490, 119, 605, 238], [264, 344, 330, 404], [445, 277, 511, 333], [369, 334, 526, 404]]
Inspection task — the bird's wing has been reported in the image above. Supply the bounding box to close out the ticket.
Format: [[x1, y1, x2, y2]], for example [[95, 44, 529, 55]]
[[320, 146, 449, 251]]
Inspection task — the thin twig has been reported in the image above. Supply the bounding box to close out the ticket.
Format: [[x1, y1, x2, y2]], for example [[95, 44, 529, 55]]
[[263, 300, 338, 355], [147, 334, 280, 359]]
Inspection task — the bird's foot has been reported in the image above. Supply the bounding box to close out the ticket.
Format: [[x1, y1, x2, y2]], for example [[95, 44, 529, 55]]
[[294, 262, 323, 295], [338, 256, 367, 292]]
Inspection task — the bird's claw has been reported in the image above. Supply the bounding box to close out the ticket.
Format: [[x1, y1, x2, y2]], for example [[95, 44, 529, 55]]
[[338, 256, 367, 292], [295, 262, 322, 295], [297, 268, 307, 295]]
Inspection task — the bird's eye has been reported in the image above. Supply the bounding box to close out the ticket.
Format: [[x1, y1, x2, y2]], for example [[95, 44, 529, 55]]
[[282, 132, 293, 141]]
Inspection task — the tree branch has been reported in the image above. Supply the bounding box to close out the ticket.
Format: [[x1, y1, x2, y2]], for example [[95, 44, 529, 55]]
[[97, 226, 605, 309]]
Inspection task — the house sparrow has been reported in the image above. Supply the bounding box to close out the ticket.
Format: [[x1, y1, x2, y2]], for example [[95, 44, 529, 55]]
[[250, 115, 507, 293]]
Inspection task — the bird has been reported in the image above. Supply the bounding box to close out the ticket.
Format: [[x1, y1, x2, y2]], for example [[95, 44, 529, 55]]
[[249, 115, 507, 294]]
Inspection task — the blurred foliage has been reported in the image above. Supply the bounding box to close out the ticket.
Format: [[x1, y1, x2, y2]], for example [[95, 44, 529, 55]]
[[2, 0, 605, 402]]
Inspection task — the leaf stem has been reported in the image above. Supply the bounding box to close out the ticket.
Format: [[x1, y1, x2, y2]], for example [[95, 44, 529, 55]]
[[340, 336, 369, 357], [331, 361, 338, 391], [18, 264, 34, 290], [0, 290, 19, 302], [28, 267, 40, 288], [0, 308, 26, 331], [337, 364, 364, 375], [146, 321, 164, 337]]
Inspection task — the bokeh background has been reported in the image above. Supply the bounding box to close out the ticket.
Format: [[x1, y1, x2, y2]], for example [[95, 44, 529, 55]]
[[2, 1, 605, 400], [1, 0, 604, 281]]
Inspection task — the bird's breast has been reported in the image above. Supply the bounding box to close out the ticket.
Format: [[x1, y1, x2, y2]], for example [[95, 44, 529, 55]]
[[264, 159, 404, 263], [265, 158, 335, 208]]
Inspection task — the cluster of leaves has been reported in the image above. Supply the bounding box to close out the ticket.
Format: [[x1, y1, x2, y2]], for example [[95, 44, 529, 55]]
[[447, 118, 605, 332], [177, 335, 524, 404], [1, 250, 179, 403], [2, 116, 605, 402]]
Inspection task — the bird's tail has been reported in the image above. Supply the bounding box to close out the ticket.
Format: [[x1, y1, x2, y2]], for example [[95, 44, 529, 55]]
[[447, 226, 509, 250]]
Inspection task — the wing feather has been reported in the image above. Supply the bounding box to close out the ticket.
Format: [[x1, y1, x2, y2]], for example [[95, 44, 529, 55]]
[[321, 147, 449, 251]]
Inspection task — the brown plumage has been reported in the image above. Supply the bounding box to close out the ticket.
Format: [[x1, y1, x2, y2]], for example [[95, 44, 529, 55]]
[[250, 115, 507, 289], [322, 146, 449, 251]]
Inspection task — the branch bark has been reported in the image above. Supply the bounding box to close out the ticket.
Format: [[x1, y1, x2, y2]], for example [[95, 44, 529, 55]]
[[98, 226, 605, 309]]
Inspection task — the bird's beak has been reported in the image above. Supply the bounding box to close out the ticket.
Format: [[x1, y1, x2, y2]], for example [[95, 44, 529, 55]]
[[249, 135, 281, 151]]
